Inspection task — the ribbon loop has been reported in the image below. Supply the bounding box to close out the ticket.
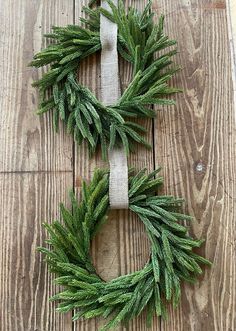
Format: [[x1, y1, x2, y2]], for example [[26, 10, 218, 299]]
[[100, 0, 129, 209]]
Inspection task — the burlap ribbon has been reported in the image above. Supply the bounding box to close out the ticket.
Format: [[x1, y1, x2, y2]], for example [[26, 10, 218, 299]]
[[100, 0, 129, 209]]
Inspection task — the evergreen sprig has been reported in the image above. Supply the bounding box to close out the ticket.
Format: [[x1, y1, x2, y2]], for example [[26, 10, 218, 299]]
[[31, 1, 181, 158], [39, 168, 211, 330]]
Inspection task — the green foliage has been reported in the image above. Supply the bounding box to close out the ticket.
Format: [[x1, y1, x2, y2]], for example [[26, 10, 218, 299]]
[[31, 1, 181, 159], [39, 168, 211, 330]]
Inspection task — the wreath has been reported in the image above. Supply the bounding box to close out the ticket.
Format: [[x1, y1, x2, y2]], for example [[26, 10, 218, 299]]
[[30, 0, 181, 158], [32, 1, 211, 330], [39, 168, 210, 330]]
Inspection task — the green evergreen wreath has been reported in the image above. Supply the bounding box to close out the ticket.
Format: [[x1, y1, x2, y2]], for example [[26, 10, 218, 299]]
[[30, 0, 181, 158], [39, 168, 211, 330]]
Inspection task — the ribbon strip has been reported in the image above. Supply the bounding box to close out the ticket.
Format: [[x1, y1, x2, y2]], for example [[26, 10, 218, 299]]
[[100, 0, 129, 209]]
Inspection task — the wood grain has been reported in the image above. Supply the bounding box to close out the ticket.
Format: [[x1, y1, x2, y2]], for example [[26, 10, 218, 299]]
[[0, 173, 73, 331], [227, 0, 236, 107], [0, 0, 73, 330], [0, 0, 73, 172], [154, 0, 236, 330], [0, 0, 235, 330]]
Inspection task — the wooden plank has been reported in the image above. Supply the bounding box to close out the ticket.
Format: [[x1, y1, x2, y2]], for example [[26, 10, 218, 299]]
[[0, 0, 73, 173], [74, 1, 160, 330], [154, 0, 236, 330], [0, 173, 73, 331], [2, 1, 234, 330], [0, 0, 74, 330], [226, 0, 236, 106]]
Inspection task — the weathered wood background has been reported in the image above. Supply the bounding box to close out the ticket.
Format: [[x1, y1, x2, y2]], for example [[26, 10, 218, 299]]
[[0, 0, 235, 330]]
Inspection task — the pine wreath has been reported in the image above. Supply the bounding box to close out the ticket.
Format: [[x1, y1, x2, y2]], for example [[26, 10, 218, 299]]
[[39, 168, 210, 330], [30, 0, 181, 159]]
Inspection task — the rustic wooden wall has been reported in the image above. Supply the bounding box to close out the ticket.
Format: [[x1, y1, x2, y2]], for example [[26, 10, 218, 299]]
[[0, 0, 235, 331]]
